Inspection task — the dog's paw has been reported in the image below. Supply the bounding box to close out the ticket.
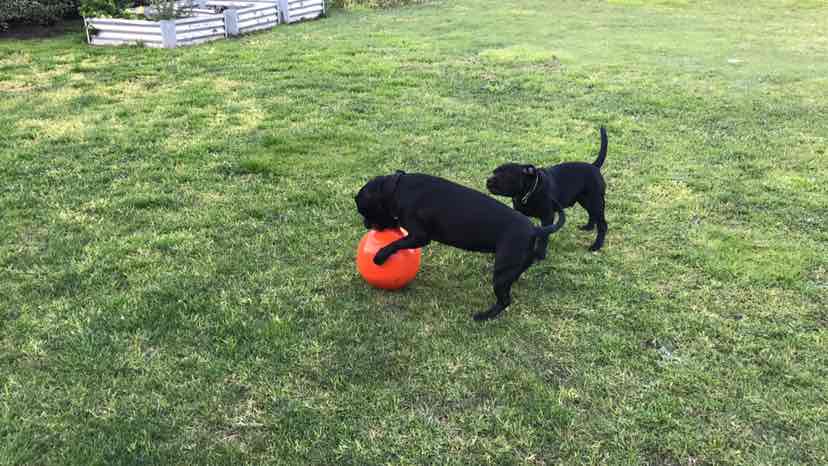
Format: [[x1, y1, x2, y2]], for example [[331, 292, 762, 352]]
[[579, 223, 595, 231], [588, 243, 603, 252], [473, 305, 504, 321], [473, 311, 492, 322], [373, 247, 394, 265]]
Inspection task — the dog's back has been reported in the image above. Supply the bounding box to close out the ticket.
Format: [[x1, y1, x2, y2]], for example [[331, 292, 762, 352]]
[[544, 162, 605, 209], [544, 127, 608, 207], [397, 174, 534, 252]]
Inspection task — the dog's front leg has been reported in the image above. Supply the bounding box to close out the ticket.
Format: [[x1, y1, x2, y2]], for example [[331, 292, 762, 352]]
[[373, 231, 430, 265]]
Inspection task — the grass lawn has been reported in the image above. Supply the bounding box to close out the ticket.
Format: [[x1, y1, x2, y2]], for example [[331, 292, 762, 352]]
[[1, 0, 827, 463]]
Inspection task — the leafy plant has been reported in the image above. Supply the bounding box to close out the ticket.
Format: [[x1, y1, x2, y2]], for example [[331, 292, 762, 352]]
[[79, 0, 190, 19], [328, 0, 429, 8], [146, 0, 192, 20], [79, 0, 133, 18], [1, 0, 80, 30]]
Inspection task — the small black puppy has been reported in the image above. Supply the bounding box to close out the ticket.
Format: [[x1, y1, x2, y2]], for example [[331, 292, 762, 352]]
[[486, 127, 608, 255], [355, 172, 564, 321]]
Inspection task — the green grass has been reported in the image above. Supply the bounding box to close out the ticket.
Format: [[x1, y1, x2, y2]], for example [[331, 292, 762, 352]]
[[1, 1, 827, 464]]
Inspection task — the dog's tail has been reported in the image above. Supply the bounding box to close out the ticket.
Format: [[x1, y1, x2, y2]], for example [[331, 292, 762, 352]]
[[534, 209, 566, 238], [592, 126, 608, 169]]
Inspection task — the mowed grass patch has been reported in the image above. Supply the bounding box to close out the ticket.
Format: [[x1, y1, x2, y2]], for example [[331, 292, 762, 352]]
[[1, 0, 827, 464]]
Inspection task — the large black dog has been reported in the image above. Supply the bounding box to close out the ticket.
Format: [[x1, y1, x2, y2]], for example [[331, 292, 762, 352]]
[[355, 172, 564, 321], [486, 127, 608, 256]]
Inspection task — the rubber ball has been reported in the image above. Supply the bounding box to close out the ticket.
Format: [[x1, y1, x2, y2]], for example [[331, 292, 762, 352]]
[[356, 228, 421, 290]]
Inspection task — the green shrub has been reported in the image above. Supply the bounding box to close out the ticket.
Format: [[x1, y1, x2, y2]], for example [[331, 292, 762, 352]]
[[0, 0, 80, 30], [79, 0, 189, 19], [146, 0, 192, 20], [328, 0, 430, 8], [78, 0, 132, 18]]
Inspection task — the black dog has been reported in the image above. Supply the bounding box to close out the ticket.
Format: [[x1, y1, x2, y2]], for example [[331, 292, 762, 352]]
[[486, 127, 608, 255], [355, 172, 564, 321]]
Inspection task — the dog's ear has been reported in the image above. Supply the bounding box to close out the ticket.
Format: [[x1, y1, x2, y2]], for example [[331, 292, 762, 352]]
[[522, 165, 537, 176]]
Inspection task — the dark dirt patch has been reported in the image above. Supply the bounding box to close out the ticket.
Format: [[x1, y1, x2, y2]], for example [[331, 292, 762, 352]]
[[0, 18, 83, 40]]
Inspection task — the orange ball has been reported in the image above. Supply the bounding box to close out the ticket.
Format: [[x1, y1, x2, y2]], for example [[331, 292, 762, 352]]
[[356, 228, 421, 290]]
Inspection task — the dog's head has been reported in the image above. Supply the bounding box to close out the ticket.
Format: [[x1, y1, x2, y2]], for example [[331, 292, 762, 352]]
[[355, 174, 401, 231], [486, 163, 538, 197]]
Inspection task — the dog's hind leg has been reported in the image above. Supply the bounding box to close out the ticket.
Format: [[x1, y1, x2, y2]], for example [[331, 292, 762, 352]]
[[577, 196, 596, 231], [535, 211, 557, 260], [473, 242, 534, 321], [585, 196, 607, 251]]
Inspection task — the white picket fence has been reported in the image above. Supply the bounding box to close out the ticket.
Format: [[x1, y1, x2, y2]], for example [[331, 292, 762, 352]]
[[85, 0, 325, 48]]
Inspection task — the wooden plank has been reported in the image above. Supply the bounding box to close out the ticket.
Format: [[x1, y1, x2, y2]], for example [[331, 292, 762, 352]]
[[90, 38, 163, 47], [287, 13, 322, 23], [287, 5, 323, 18], [239, 16, 278, 25], [178, 34, 224, 42], [208, 1, 253, 5], [176, 34, 225, 45], [239, 16, 278, 30], [176, 30, 225, 40], [96, 31, 164, 42], [239, 19, 278, 30], [174, 23, 225, 34], [238, 12, 278, 23], [238, 9, 278, 19], [175, 20, 225, 31], [88, 23, 163, 34], [176, 17, 225, 25], [175, 14, 224, 25], [175, 23, 224, 33], [237, 3, 278, 10], [238, 9, 277, 20], [240, 21, 278, 33], [176, 26, 225, 38], [87, 17, 160, 27], [237, 5, 277, 16], [176, 25, 226, 38], [239, 12, 278, 21], [287, 0, 323, 7], [238, 10, 276, 19], [207, 1, 276, 6]]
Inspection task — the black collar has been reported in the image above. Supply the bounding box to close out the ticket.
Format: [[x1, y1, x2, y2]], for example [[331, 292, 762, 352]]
[[519, 172, 540, 205]]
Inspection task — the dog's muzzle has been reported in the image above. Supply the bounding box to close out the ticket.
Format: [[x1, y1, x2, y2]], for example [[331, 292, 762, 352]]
[[486, 177, 506, 195]]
